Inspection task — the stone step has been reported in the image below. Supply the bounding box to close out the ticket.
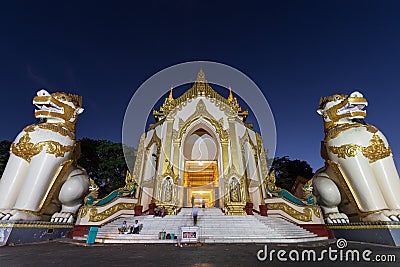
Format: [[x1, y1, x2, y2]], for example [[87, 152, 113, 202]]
[[90, 208, 326, 244]]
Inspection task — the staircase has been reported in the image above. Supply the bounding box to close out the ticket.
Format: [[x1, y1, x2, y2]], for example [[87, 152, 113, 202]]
[[75, 208, 327, 243]]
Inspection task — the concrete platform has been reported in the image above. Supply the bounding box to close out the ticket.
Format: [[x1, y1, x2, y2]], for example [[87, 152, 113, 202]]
[[328, 222, 400, 246], [0, 221, 73, 246]]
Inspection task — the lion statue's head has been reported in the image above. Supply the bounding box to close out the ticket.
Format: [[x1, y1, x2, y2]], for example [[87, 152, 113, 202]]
[[33, 89, 84, 127], [317, 91, 368, 129]]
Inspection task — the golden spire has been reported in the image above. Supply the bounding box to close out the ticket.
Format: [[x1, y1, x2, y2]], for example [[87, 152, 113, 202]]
[[196, 68, 206, 82], [228, 86, 233, 102], [168, 86, 174, 100]]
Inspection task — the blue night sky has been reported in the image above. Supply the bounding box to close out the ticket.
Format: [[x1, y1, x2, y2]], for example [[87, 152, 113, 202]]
[[1, 1, 400, 171]]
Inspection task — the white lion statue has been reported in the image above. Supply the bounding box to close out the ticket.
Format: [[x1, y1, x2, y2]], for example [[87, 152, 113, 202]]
[[0, 89, 90, 223], [313, 91, 400, 223]]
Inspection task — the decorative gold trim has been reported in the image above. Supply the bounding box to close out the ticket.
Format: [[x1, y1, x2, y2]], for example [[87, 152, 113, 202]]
[[33, 92, 82, 128], [88, 202, 135, 222], [11, 132, 74, 163], [319, 94, 368, 130], [328, 134, 392, 163], [146, 131, 161, 155], [328, 160, 380, 217], [175, 100, 229, 144], [324, 123, 361, 142], [38, 159, 74, 214], [23, 123, 75, 139], [152, 69, 247, 122], [1, 222, 74, 228], [225, 202, 246, 215], [327, 223, 400, 229], [267, 203, 314, 222], [78, 205, 89, 218]]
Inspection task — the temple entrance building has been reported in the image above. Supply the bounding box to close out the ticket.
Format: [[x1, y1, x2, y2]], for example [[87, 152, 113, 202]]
[[135, 69, 269, 215], [75, 70, 325, 242]]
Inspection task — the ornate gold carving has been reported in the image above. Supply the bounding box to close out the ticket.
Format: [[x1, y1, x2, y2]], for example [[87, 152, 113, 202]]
[[154, 202, 177, 215], [225, 202, 246, 215], [319, 94, 347, 109], [360, 134, 392, 163], [325, 123, 379, 142], [162, 161, 178, 183], [329, 144, 359, 158], [266, 170, 281, 192], [146, 131, 161, 155], [267, 203, 313, 222], [175, 100, 229, 143], [33, 92, 82, 130], [11, 132, 74, 163], [240, 130, 259, 164], [120, 171, 137, 191], [325, 123, 360, 141], [153, 69, 247, 122], [319, 93, 367, 130], [328, 134, 392, 163], [366, 125, 379, 134], [23, 123, 75, 139], [88, 202, 135, 222], [87, 178, 99, 199]]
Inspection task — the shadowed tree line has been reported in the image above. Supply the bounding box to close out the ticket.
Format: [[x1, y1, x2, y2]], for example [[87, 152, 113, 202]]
[[0, 139, 311, 198], [270, 156, 314, 191]]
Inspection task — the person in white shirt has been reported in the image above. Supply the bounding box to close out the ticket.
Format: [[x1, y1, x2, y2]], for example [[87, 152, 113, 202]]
[[131, 219, 140, 234]]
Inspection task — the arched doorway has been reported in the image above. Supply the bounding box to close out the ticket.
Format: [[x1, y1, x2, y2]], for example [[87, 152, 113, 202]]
[[182, 128, 220, 207]]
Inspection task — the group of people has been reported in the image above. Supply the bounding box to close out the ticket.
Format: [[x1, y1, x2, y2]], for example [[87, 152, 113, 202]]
[[118, 220, 141, 234], [117, 203, 199, 234], [153, 206, 167, 217]]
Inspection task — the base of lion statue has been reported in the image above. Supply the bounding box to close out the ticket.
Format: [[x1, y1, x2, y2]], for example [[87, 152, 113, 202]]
[[0, 221, 74, 246], [328, 222, 400, 247]]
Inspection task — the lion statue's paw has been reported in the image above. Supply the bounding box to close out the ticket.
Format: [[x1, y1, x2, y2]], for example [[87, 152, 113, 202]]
[[0, 209, 12, 220], [325, 212, 349, 224], [51, 212, 75, 223], [362, 210, 399, 222], [7, 210, 41, 221]]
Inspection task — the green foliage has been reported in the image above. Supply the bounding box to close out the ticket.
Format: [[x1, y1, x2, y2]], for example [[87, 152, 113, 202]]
[[271, 156, 313, 191], [0, 140, 11, 176], [78, 138, 135, 198]]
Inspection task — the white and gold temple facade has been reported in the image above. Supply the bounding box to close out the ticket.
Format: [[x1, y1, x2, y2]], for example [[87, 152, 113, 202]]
[[76, 69, 323, 228], [134, 70, 269, 215]]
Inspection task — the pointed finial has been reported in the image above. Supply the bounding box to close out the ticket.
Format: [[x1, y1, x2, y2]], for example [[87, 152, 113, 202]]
[[168, 86, 174, 100], [228, 86, 233, 101], [196, 68, 206, 82]]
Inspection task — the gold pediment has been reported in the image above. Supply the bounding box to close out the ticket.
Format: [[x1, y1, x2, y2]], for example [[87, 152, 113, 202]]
[[152, 69, 247, 122]]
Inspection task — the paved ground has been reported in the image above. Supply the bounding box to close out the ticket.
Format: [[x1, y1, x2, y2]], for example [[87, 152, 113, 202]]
[[1, 239, 399, 267]]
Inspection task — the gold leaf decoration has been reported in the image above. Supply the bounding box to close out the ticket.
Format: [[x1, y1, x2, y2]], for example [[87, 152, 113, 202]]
[[328, 134, 392, 163], [11, 132, 74, 163], [267, 203, 313, 222]]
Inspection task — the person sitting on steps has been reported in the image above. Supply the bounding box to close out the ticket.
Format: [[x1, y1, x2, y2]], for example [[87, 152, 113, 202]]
[[154, 206, 160, 217], [160, 206, 166, 217], [130, 219, 140, 234], [118, 220, 127, 234]]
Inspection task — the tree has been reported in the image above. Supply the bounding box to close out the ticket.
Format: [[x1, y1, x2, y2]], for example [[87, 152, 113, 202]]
[[0, 140, 11, 177], [78, 138, 136, 198], [271, 156, 313, 191]]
